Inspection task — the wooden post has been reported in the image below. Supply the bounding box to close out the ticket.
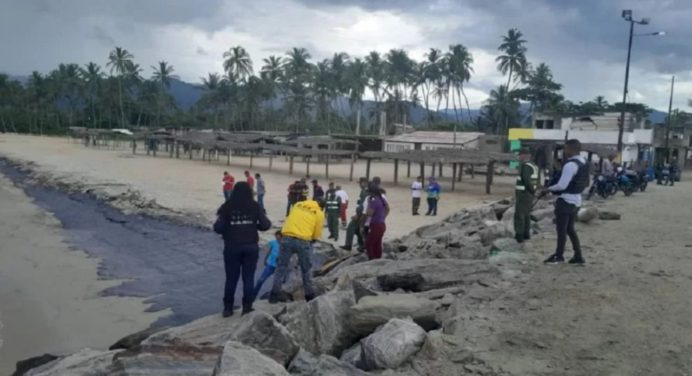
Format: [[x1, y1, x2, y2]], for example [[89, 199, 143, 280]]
[[407, 160, 411, 178], [325, 156, 330, 179], [169, 142, 174, 158], [366, 158, 372, 180], [452, 163, 457, 191], [250, 152, 254, 169], [349, 154, 355, 182], [485, 161, 495, 194], [394, 159, 399, 185], [430, 163, 435, 177], [226, 150, 231, 165], [132, 140, 136, 155], [146, 139, 150, 156], [153, 141, 157, 157], [438, 163, 443, 177], [306, 156, 311, 176], [202, 148, 206, 161], [419, 162, 425, 178], [458, 163, 464, 182], [289, 155, 294, 175], [175, 142, 180, 158], [269, 155, 274, 171], [470, 165, 475, 179]]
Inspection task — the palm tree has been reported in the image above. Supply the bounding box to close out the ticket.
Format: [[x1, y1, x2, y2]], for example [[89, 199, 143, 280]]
[[330, 52, 350, 118], [422, 48, 443, 126], [447, 44, 474, 123], [260, 56, 284, 130], [223, 46, 253, 82], [346, 58, 368, 134], [496, 28, 528, 89], [200, 73, 223, 126], [80, 62, 104, 128], [312, 60, 334, 132], [151, 61, 175, 127], [107, 47, 134, 128], [365, 51, 386, 131], [284, 47, 314, 130], [485, 85, 520, 134], [594, 95, 609, 111], [385, 49, 414, 127]]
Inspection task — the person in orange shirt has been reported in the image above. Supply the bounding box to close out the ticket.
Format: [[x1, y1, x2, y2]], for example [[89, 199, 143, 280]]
[[222, 171, 235, 201]]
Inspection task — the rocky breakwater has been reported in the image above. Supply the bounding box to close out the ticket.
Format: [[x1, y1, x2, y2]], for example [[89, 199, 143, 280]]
[[17, 197, 597, 376]]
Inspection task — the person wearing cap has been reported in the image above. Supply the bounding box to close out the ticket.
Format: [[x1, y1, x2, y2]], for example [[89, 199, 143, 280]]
[[425, 177, 441, 216], [362, 183, 389, 260], [514, 148, 539, 243]]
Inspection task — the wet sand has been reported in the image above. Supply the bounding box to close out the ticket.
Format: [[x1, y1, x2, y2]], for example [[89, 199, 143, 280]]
[[0, 174, 164, 374], [0, 134, 515, 241]]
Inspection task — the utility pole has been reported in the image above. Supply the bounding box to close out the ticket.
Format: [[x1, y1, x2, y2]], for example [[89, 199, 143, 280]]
[[665, 75, 675, 163], [617, 19, 635, 160]]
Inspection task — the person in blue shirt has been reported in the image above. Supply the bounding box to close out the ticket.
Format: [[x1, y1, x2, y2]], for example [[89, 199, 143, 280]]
[[425, 177, 441, 216], [253, 231, 282, 301]]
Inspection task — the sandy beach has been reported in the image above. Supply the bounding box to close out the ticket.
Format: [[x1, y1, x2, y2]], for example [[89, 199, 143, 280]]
[[0, 134, 514, 241], [0, 173, 164, 375]]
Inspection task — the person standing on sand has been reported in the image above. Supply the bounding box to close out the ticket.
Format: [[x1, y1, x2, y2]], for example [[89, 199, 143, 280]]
[[425, 177, 441, 216], [411, 176, 423, 215], [542, 139, 589, 265], [514, 148, 538, 243], [312, 179, 325, 202], [341, 177, 369, 251], [213, 182, 271, 317], [245, 171, 255, 191], [335, 185, 349, 227], [363, 184, 389, 260], [269, 197, 324, 303], [222, 171, 235, 201], [325, 189, 342, 242], [255, 173, 266, 212], [252, 231, 282, 301]]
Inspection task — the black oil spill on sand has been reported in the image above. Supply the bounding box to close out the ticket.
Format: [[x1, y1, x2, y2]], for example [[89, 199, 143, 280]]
[[0, 158, 259, 328]]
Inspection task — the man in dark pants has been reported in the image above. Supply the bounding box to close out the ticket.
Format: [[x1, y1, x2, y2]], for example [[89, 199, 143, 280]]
[[514, 148, 538, 243], [341, 177, 369, 251], [543, 139, 589, 265]]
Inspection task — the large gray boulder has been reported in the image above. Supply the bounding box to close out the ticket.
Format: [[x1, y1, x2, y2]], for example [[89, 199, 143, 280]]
[[279, 291, 357, 356], [110, 345, 221, 375], [25, 349, 121, 376], [361, 318, 427, 370], [229, 311, 299, 367], [213, 341, 290, 376], [490, 237, 522, 254], [144, 302, 287, 347], [349, 294, 440, 335], [320, 259, 499, 293], [289, 349, 370, 376], [339, 343, 366, 370], [577, 207, 599, 223], [531, 207, 554, 222]]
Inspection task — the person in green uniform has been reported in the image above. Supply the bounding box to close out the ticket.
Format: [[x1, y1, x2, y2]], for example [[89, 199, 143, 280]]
[[514, 148, 539, 243], [325, 190, 342, 241], [341, 177, 369, 251]]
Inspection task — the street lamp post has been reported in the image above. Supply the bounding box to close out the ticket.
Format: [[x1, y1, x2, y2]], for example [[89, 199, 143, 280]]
[[617, 10, 652, 161]]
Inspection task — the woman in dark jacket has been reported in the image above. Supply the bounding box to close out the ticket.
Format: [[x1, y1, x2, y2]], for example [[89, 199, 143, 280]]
[[214, 182, 271, 317]]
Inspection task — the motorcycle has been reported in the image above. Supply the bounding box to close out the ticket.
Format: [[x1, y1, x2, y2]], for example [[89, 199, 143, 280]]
[[587, 174, 615, 200], [615, 174, 635, 197], [626, 171, 648, 192]]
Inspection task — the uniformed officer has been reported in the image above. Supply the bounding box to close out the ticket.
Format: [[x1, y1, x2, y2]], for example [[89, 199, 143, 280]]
[[325, 190, 342, 241], [514, 148, 539, 243]]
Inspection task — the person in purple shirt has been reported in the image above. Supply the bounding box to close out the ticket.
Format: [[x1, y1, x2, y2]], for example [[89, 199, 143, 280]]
[[363, 184, 389, 260], [425, 177, 441, 216]]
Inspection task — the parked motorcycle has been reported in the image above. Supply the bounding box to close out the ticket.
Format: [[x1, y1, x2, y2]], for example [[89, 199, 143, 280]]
[[615, 174, 635, 197], [587, 175, 615, 200]]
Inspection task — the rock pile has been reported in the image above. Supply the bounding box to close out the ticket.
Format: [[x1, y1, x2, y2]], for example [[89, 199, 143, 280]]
[[17, 196, 563, 376]]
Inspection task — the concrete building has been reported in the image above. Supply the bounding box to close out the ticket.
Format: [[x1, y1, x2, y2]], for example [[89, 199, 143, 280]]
[[508, 128, 653, 165], [653, 124, 691, 167], [383, 131, 505, 153], [532, 111, 646, 131]]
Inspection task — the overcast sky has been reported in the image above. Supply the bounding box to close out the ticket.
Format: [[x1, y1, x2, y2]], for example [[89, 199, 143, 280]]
[[1, 0, 691, 111]]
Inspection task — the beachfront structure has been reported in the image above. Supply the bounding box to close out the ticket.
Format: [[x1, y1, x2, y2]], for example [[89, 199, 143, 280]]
[[383, 131, 506, 153], [508, 127, 653, 166], [532, 111, 646, 131]]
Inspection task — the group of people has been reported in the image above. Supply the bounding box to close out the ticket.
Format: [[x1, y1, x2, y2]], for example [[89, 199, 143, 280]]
[[222, 170, 266, 211], [410, 176, 441, 216], [213, 179, 325, 317], [514, 140, 589, 265]]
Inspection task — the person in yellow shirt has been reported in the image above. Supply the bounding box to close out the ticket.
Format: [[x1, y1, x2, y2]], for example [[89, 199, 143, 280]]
[[268, 198, 325, 303]]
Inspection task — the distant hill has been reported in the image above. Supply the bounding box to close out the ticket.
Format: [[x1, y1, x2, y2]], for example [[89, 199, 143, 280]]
[[5, 75, 669, 124]]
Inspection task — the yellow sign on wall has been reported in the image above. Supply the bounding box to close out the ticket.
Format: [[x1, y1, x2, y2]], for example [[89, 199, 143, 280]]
[[508, 128, 534, 141]]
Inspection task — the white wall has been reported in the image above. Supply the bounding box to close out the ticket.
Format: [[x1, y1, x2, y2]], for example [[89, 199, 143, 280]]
[[530, 129, 653, 144]]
